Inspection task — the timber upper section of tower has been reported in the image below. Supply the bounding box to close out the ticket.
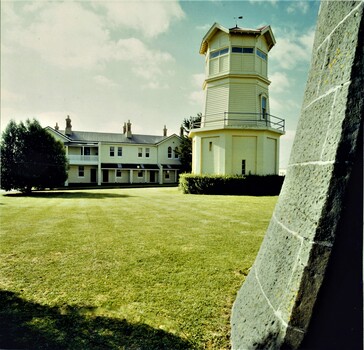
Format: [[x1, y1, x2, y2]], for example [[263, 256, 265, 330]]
[[194, 22, 284, 133], [200, 22, 275, 81]]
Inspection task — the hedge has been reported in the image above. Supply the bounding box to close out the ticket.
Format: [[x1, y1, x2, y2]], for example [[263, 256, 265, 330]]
[[179, 174, 284, 196]]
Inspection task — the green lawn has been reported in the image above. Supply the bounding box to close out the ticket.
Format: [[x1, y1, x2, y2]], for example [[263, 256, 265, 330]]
[[0, 187, 277, 349]]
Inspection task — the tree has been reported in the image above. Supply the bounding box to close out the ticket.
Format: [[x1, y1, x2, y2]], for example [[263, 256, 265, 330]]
[[1, 119, 68, 193], [176, 113, 202, 173]]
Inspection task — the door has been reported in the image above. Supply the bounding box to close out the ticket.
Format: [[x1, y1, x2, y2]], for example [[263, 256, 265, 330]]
[[102, 170, 109, 183], [150, 171, 156, 183], [90, 168, 97, 183]]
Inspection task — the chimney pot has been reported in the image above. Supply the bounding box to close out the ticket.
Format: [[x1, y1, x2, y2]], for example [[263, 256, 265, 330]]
[[65, 115, 72, 136], [126, 120, 132, 138]]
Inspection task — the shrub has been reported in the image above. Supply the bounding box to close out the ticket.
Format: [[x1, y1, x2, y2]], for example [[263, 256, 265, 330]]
[[179, 174, 284, 196]]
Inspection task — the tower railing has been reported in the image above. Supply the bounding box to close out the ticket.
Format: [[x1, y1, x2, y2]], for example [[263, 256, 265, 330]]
[[190, 112, 285, 132]]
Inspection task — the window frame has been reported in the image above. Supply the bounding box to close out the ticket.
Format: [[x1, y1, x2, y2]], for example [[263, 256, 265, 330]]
[[167, 146, 172, 159], [117, 147, 122, 157], [138, 147, 143, 158], [256, 49, 267, 60], [110, 146, 115, 157], [78, 166, 85, 177]]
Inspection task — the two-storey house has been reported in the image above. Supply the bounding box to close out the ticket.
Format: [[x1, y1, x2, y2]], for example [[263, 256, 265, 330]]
[[46, 116, 182, 186]]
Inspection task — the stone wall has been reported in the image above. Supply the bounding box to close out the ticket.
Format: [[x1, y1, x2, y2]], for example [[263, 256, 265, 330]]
[[231, 1, 363, 349]]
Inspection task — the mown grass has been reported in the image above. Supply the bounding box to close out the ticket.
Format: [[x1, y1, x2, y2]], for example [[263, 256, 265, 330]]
[[0, 187, 277, 349]]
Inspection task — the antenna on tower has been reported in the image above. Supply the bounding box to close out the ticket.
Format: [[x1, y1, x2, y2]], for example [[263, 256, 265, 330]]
[[234, 16, 243, 28]]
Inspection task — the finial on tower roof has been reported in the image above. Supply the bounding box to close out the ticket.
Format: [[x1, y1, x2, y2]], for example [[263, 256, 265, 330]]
[[234, 15, 243, 28]]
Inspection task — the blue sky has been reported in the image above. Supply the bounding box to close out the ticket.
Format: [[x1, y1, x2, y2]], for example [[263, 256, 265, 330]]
[[1, 0, 320, 169]]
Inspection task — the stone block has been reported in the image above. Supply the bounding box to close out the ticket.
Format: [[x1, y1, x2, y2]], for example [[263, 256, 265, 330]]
[[231, 266, 286, 349], [231, 2, 363, 349], [290, 93, 335, 164], [254, 219, 303, 311], [274, 163, 335, 243]]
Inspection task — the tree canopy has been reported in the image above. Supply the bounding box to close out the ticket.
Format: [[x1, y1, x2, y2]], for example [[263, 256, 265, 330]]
[[176, 113, 201, 173], [1, 119, 68, 193]]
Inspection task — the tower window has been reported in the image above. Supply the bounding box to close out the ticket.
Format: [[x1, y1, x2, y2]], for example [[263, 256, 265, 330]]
[[261, 96, 267, 119], [257, 49, 267, 60], [232, 47, 254, 54], [209, 47, 229, 59]]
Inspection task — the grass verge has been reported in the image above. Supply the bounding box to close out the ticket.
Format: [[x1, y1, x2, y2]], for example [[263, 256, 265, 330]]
[[0, 187, 277, 349]]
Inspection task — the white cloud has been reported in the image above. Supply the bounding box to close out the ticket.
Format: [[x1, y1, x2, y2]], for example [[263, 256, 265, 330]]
[[2, 2, 177, 85], [93, 75, 119, 88], [249, 0, 278, 6], [189, 90, 204, 106], [196, 24, 212, 32], [286, 1, 309, 14], [270, 28, 315, 70], [92, 1, 185, 38], [269, 72, 290, 93], [1, 88, 24, 103], [192, 73, 205, 88], [188, 73, 205, 106], [8, 2, 111, 69]]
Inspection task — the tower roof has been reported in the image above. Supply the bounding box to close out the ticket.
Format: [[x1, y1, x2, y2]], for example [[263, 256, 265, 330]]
[[199, 22, 276, 54]]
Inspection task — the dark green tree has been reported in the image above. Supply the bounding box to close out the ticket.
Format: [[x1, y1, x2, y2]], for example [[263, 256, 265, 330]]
[[1, 119, 68, 194], [176, 113, 202, 173]]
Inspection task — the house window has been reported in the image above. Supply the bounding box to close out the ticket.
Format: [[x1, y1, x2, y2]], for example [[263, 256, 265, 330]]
[[241, 160, 246, 175], [84, 147, 90, 155], [78, 166, 84, 177], [118, 147, 122, 157], [110, 146, 115, 157], [116, 170, 122, 177], [174, 147, 179, 158], [137, 170, 143, 178], [167, 146, 172, 158], [138, 147, 143, 157], [261, 96, 267, 119], [165, 170, 170, 179], [145, 148, 150, 158], [209, 142, 212, 151]]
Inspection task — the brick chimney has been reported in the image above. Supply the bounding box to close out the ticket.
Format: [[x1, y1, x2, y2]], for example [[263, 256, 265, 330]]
[[123, 122, 127, 134], [163, 125, 167, 137], [126, 120, 132, 139], [55, 122, 59, 131], [65, 115, 72, 136], [180, 125, 185, 137]]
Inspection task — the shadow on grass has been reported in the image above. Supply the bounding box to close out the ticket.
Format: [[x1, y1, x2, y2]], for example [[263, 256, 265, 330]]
[[0, 290, 194, 350], [3, 191, 133, 199]]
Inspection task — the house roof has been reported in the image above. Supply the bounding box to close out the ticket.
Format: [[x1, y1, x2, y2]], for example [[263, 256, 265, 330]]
[[199, 22, 276, 54], [46, 127, 180, 145]]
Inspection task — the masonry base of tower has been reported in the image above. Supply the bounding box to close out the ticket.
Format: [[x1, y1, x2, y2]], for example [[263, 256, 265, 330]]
[[189, 126, 283, 176]]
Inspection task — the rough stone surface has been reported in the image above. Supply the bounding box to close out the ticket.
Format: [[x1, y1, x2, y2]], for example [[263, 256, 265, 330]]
[[231, 1, 363, 349]]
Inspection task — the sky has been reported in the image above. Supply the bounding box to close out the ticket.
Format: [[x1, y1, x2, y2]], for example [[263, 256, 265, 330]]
[[1, 0, 320, 169]]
